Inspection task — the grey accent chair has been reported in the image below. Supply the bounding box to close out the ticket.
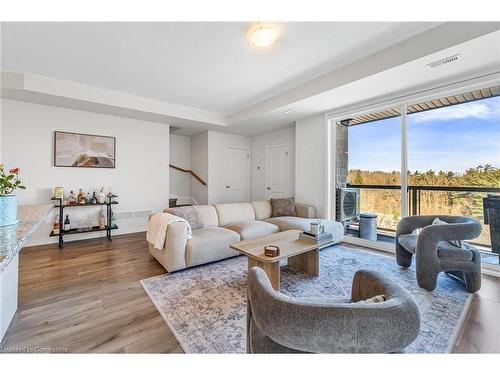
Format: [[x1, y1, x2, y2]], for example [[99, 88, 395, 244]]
[[246, 267, 421, 353], [396, 215, 482, 293]]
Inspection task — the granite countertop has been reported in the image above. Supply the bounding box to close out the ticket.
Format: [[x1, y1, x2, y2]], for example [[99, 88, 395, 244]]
[[0, 204, 54, 272]]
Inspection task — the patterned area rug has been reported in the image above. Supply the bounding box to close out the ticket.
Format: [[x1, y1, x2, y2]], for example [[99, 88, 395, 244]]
[[141, 245, 473, 353]]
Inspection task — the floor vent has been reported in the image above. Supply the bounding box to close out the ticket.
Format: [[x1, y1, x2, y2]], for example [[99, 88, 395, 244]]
[[426, 54, 460, 69]]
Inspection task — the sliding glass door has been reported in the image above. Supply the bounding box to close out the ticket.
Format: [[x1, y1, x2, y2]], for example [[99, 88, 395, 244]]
[[336, 107, 402, 243], [407, 93, 500, 264], [333, 84, 500, 263]]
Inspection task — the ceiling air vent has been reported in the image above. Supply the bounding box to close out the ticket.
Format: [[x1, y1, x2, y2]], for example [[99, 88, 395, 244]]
[[426, 54, 461, 69]]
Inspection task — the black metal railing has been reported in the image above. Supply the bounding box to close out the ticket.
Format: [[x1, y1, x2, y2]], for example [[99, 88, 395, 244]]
[[345, 184, 500, 265], [347, 184, 500, 216]]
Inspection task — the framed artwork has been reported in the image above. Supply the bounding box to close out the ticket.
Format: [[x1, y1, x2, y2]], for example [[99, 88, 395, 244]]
[[54, 186, 64, 199], [54, 131, 116, 168]]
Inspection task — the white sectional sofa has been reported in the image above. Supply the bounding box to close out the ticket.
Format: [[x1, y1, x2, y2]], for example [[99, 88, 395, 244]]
[[148, 200, 344, 272]]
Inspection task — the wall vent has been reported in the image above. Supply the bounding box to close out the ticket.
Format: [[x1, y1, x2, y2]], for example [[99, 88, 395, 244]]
[[114, 211, 134, 220], [133, 210, 152, 218], [426, 54, 460, 69], [114, 209, 152, 220]]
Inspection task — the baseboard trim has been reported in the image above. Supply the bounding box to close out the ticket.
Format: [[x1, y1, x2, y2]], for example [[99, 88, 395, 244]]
[[343, 236, 395, 253], [23, 225, 147, 248]]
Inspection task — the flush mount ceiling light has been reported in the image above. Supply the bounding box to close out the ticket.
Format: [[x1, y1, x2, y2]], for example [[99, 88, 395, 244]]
[[248, 24, 280, 48]]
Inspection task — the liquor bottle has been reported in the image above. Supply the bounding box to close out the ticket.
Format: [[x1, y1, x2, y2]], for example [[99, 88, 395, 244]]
[[98, 188, 106, 204], [108, 187, 115, 201], [53, 215, 60, 235], [78, 189, 86, 204], [64, 215, 71, 231], [86, 190, 92, 203], [68, 190, 76, 205], [80, 192, 87, 204], [91, 191, 97, 204], [99, 208, 106, 229]]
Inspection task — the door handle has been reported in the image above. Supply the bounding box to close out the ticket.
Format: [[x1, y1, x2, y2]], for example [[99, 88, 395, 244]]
[[267, 187, 271, 190], [226, 185, 231, 189]]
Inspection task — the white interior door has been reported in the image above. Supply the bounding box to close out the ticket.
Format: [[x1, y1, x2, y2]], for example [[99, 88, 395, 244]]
[[225, 146, 250, 202], [265, 144, 290, 199]]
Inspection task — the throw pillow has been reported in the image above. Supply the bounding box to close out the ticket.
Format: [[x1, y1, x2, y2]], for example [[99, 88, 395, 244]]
[[357, 294, 386, 304], [270, 197, 297, 217], [165, 206, 203, 230], [432, 217, 463, 248]]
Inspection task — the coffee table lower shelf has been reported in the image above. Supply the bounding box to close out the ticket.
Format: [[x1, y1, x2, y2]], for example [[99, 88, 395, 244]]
[[230, 229, 333, 290], [247, 248, 319, 289]]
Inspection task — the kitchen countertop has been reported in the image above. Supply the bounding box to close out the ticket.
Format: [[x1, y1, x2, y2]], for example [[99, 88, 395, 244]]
[[0, 204, 54, 272]]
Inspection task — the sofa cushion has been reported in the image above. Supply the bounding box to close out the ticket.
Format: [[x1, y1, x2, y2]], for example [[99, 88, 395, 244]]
[[186, 227, 240, 268], [265, 216, 315, 232], [251, 200, 272, 220], [224, 220, 279, 240], [397, 233, 473, 262], [265, 217, 344, 242], [164, 206, 203, 230], [194, 205, 219, 228], [271, 197, 296, 217], [214, 202, 256, 226]]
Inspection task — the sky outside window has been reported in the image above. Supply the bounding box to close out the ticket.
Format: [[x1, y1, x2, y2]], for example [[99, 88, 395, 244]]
[[348, 96, 500, 174]]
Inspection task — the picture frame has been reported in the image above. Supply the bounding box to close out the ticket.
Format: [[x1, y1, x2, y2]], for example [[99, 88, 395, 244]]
[[54, 131, 116, 168], [54, 186, 64, 199]]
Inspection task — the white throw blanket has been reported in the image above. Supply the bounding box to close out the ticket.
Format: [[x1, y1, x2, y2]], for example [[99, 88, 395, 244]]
[[147, 212, 192, 250]]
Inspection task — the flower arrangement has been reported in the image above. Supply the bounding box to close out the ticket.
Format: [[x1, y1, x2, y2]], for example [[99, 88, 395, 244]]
[[0, 164, 26, 196]]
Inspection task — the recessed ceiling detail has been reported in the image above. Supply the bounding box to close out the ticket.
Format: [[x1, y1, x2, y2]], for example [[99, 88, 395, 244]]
[[2, 22, 499, 137], [0, 22, 440, 114]]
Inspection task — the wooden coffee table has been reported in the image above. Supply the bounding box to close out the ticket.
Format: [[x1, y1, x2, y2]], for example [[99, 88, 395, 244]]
[[230, 229, 335, 290]]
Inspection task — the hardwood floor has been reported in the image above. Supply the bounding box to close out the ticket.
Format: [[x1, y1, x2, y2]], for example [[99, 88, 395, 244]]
[[1, 232, 499, 353], [1, 233, 182, 353]]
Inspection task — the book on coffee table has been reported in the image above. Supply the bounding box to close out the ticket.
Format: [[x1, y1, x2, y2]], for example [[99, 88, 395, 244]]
[[299, 231, 333, 244]]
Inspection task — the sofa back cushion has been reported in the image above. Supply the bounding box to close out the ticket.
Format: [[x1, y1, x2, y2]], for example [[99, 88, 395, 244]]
[[251, 200, 272, 220], [164, 206, 203, 230], [194, 205, 219, 228], [214, 202, 256, 226]]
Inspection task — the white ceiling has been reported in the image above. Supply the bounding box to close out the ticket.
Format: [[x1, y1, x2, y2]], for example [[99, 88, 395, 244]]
[[1, 22, 499, 137], [0, 22, 439, 114], [227, 29, 500, 135]]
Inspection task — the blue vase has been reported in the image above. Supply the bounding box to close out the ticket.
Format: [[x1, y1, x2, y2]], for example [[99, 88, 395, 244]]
[[0, 195, 18, 227]]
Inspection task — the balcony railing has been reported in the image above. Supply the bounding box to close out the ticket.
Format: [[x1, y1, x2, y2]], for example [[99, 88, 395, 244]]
[[346, 184, 500, 255], [348, 183, 500, 215]]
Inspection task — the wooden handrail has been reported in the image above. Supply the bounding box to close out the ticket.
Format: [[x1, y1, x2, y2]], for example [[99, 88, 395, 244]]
[[169, 164, 207, 186]]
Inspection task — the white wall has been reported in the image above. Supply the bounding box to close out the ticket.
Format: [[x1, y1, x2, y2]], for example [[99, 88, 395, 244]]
[[1, 99, 170, 246], [169, 134, 191, 205], [189, 131, 209, 205], [295, 114, 329, 218], [250, 126, 295, 201], [207, 130, 250, 204]]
